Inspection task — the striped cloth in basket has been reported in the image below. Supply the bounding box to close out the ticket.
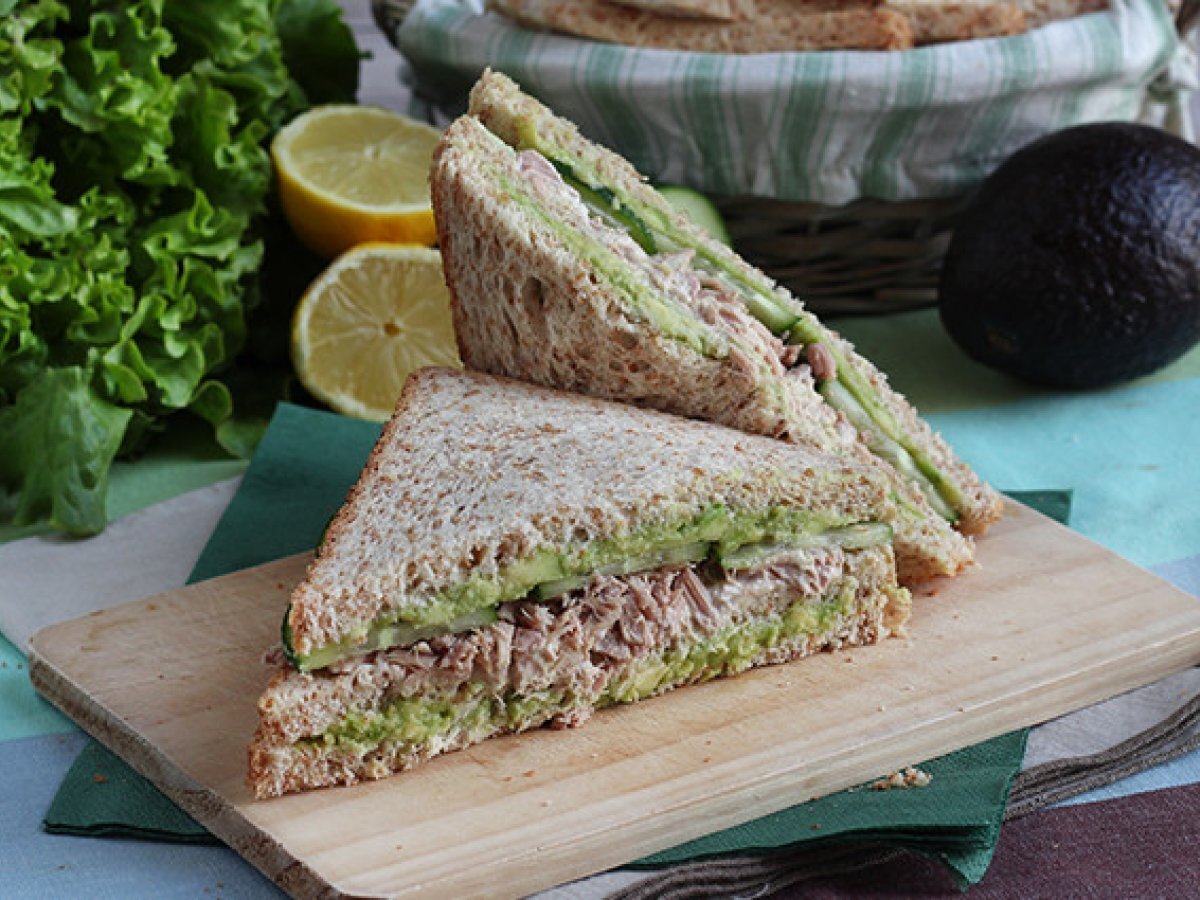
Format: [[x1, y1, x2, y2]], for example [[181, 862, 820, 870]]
[[383, 0, 1195, 205]]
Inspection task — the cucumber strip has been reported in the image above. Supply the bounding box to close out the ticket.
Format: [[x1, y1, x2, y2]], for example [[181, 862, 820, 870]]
[[529, 575, 589, 601], [789, 317, 967, 516], [526, 140, 800, 336], [495, 170, 727, 360], [698, 264, 799, 334], [552, 162, 658, 254], [717, 522, 893, 571], [531, 541, 711, 600], [818, 379, 958, 522], [289, 607, 499, 673], [657, 185, 732, 246]]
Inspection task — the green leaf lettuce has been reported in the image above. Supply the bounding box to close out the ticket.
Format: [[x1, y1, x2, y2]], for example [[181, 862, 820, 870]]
[[0, 0, 360, 536]]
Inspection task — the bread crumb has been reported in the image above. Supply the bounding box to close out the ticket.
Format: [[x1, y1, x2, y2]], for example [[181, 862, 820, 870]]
[[870, 767, 932, 791], [93, 773, 108, 784]]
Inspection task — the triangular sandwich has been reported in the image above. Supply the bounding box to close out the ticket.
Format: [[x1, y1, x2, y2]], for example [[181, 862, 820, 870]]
[[249, 368, 909, 797]]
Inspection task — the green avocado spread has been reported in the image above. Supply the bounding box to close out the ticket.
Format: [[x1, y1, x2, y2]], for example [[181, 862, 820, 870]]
[[286, 502, 886, 671], [302, 577, 864, 755], [473, 126, 724, 361]]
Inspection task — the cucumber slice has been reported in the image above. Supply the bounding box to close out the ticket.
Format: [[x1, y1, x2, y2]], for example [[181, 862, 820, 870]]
[[537, 143, 799, 336], [818, 379, 958, 522], [717, 522, 893, 571], [290, 606, 500, 672], [529, 575, 589, 601], [552, 160, 658, 254], [530, 541, 712, 601], [657, 185, 732, 246]]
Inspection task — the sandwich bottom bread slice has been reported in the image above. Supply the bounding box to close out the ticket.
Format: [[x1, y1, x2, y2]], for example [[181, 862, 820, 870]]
[[248, 368, 910, 798]]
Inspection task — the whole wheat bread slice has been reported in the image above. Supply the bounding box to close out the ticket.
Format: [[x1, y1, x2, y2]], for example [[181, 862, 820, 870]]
[[286, 368, 893, 663], [886, 0, 1027, 43], [487, 0, 914, 51]]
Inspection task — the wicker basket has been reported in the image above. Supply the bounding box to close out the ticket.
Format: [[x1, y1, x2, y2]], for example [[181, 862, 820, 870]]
[[378, 0, 1199, 316], [716, 195, 966, 315]]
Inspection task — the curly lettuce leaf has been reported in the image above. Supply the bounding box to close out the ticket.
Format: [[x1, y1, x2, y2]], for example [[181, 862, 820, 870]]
[[0, 0, 65, 116], [275, 0, 363, 106], [48, 1, 179, 190], [0, 366, 131, 534]]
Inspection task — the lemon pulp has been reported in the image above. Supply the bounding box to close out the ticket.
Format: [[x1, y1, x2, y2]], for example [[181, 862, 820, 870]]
[[292, 244, 461, 421], [272, 105, 442, 259]]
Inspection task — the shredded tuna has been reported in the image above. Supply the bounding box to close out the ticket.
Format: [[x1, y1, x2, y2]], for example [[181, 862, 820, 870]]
[[516, 149, 565, 200], [711, 548, 845, 615], [340, 548, 847, 718], [779, 343, 804, 368], [806, 343, 837, 382]]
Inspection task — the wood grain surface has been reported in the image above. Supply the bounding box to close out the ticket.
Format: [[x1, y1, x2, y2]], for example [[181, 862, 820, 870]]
[[28, 499, 1200, 899]]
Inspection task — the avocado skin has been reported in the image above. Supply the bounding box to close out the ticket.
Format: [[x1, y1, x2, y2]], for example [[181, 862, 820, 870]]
[[939, 122, 1200, 388]]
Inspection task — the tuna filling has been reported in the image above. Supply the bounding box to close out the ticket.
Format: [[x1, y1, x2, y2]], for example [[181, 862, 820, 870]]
[[298, 545, 905, 755]]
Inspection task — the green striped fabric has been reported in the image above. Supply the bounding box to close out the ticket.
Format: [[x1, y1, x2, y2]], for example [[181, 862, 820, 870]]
[[389, 0, 1193, 203]]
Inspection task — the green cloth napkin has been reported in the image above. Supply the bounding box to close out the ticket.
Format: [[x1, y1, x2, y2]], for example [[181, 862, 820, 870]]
[[45, 402, 1070, 887]]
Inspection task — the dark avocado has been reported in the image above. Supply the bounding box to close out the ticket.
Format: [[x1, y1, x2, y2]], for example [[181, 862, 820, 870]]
[[938, 122, 1200, 388]]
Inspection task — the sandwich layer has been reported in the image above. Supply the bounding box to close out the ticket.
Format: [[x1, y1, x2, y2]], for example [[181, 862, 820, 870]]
[[284, 369, 893, 670], [251, 544, 910, 798], [459, 70, 1003, 539]]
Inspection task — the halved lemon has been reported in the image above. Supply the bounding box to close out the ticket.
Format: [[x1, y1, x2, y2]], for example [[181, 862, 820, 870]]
[[291, 244, 461, 421], [272, 105, 442, 259]]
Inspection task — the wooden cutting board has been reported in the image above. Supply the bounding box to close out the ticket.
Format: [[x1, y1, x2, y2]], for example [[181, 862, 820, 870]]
[[28, 499, 1200, 899]]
